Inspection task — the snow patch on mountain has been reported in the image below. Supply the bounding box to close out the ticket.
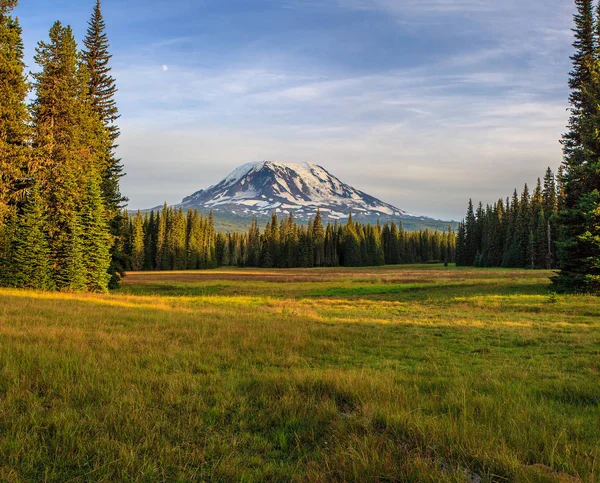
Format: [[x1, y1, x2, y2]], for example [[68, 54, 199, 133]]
[[180, 161, 430, 222]]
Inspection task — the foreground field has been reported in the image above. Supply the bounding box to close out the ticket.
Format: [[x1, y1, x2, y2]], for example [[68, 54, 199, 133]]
[[0, 265, 598, 482]]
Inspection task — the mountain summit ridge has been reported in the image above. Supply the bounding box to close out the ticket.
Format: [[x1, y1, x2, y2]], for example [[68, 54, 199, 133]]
[[180, 161, 430, 222]]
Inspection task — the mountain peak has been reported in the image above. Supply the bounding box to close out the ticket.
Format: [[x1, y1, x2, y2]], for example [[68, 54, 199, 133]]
[[181, 161, 429, 222]]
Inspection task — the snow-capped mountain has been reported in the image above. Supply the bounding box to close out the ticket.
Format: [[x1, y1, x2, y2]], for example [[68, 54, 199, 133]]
[[180, 161, 431, 223]]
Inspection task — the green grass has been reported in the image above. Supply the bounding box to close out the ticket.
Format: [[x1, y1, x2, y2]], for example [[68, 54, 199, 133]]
[[0, 265, 598, 482]]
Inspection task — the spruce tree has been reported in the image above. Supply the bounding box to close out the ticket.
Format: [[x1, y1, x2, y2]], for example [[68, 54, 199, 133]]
[[554, 0, 600, 293], [82, 0, 127, 287], [464, 200, 477, 265], [246, 218, 261, 267], [80, 175, 111, 291], [185, 209, 202, 269], [205, 211, 217, 268], [131, 210, 145, 271], [342, 216, 361, 266], [82, 0, 124, 210], [53, 209, 86, 291], [502, 190, 520, 267], [312, 210, 325, 267], [171, 207, 187, 270], [0, 0, 30, 225], [155, 203, 168, 269], [8, 185, 54, 290], [143, 211, 157, 270], [32, 22, 94, 291], [324, 223, 337, 266], [543, 168, 559, 268]]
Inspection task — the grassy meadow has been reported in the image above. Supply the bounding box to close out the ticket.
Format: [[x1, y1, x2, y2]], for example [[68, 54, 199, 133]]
[[0, 265, 598, 482]]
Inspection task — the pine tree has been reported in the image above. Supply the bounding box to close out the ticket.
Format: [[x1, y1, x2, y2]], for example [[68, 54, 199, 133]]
[[312, 210, 325, 267], [155, 203, 168, 269], [502, 190, 520, 267], [543, 168, 559, 268], [7, 185, 54, 290], [53, 209, 86, 291], [205, 211, 217, 268], [487, 200, 505, 267], [131, 210, 145, 271], [0, 0, 30, 224], [554, 0, 600, 293], [80, 175, 111, 291], [324, 222, 337, 267], [32, 22, 95, 291], [82, 0, 124, 210], [464, 199, 477, 265], [82, 0, 127, 287], [246, 218, 261, 267], [342, 216, 361, 266], [171, 207, 187, 270], [186, 209, 202, 269], [143, 211, 156, 270], [455, 222, 466, 266]]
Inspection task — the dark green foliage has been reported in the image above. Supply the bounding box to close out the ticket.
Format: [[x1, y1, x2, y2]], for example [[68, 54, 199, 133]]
[[464, 200, 477, 265], [312, 210, 325, 267], [82, 0, 125, 211], [31, 21, 104, 292], [0, 0, 30, 221], [131, 210, 144, 271], [52, 209, 86, 292], [82, 0, 126, 288], [80, 176, 111, 292], [246, 218, 261, 267], [0, 7, 120, 293], [342, 216, 362, 266], [457, 169, 561, 270], [553, 0, 600, 293], [127, 206, 456, 270], [5, 186, 54, 290]]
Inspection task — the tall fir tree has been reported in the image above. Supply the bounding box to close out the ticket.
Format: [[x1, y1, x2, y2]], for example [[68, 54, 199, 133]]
[[80, 175, 111, 291], [6, 185, 54, 290], [155, 203, 168, 270], [312, 210, 325, 267], [464, 199, 477, 265], [130, 210, 145, 271], [83, 0, 127, 287], [0, 0, 30, 225], [32, 22, 93, 291], [554, 0, 600, 293], [82, 0, 124, 210]]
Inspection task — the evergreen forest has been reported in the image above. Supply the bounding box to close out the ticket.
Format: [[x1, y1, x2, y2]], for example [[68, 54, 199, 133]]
[[119, 207, 456, 271], [0, 0, 124, 292], [0, 0, 599, 293]]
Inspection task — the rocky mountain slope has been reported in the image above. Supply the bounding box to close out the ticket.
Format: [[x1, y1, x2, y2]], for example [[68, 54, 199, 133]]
[[180, 161, 432, 224]]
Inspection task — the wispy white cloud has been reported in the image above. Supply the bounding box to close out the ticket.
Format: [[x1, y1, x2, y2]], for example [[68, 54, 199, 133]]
[[118, 57, 567, 219], [107, 0, 575, 220]]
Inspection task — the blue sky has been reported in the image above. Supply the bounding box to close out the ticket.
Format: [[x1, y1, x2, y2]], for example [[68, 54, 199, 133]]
[[14, 0, 574, 219]]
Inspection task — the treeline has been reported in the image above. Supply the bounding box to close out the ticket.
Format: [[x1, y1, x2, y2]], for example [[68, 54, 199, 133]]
[[455, 0, 600, 295], [0, 1, 124, 292], [119, 206, 456, 270], [456, 168, 561, 269]]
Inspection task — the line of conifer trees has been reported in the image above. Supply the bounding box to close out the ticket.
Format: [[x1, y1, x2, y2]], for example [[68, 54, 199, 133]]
[[0, 0, 123, 292], [119, 206, 456, 270], [455, 0, 600, 294], [455, 168, 561, 269]]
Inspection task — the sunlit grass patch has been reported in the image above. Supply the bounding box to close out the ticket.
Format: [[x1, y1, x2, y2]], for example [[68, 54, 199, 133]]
[[0, 265, 598, 481]]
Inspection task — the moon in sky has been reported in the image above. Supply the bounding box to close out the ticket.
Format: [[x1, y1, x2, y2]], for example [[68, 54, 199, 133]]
[[162, 65, 168, 72]]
